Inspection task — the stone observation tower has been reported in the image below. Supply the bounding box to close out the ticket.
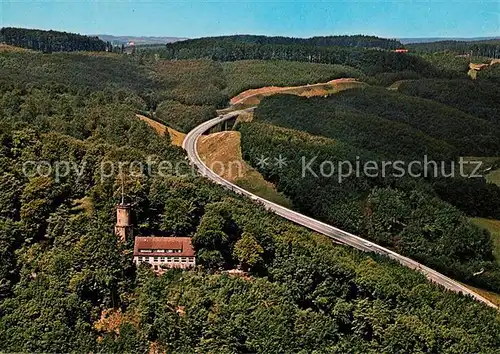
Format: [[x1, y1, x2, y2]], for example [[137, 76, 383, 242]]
[[115, 203, 132, 242]]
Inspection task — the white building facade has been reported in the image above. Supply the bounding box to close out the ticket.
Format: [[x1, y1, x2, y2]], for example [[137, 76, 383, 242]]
[[133, 237, 196, 272]]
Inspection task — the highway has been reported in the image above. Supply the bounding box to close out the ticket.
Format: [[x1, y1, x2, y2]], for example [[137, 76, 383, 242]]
[[183, 108, 498, 309]]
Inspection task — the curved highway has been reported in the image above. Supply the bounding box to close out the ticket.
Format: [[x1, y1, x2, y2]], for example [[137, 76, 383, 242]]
[[183, 108, 498, 309]]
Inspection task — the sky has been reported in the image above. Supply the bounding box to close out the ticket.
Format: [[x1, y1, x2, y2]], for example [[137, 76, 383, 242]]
[[1, 0, 499, 39]]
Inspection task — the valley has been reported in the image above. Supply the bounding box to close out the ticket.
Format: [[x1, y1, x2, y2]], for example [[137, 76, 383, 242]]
[[1, 26, 500, 353]]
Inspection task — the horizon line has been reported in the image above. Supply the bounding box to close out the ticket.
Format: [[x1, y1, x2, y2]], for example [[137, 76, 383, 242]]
[[2, 25, 499, 42]]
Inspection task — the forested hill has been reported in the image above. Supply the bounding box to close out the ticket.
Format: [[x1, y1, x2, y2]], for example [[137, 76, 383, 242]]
[[0, 27, 107, 52], [239, 88, 500, 295], [147, 35, 437, 77], [164, 34, 403, 49], [407, 39, 500, 58]]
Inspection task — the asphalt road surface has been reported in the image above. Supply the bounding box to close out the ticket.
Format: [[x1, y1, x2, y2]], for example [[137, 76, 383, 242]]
[[183, 108, 498, 309]]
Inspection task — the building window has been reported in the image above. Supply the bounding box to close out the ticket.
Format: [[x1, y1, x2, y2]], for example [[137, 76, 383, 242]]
[[181, 258, 187, 263], [174, 257, 180, 262], [160, 257, 165, 262], [154, 257, 158, 262]]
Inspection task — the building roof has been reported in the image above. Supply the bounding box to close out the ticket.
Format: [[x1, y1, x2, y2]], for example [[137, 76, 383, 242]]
[[133, 237, 195, 257]]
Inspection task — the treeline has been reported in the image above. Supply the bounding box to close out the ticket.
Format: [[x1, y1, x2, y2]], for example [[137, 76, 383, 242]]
[[238, 121, 500, 294], [0, 27, 108, 53], [165, 34, 403, 49], [145, 37, 438, 77], [407, 39, 500, 58]]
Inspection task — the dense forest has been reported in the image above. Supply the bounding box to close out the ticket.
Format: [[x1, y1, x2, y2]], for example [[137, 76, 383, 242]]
[[238, 120, 500, 294], [143, 36, 439, 77], [238, 84, 500, 293], [1, 123, 499, 352], [253, 87, 500, 157], [161, 34, 404, 49], [397, 79, 500, 124], [1, 39, 500, 352], [0, 27, 108, 53], [407, 39, 500, 58], [251, 94, 456, 160], [222, 60, 364, 98]]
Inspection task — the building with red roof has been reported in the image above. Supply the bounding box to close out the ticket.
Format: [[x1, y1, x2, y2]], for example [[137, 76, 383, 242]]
[[133, 236, 196, 271]]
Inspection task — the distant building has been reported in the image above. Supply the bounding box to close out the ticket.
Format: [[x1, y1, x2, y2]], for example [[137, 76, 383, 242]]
[[133, 237, 196, 272], [115, 204, 133, 242], [393, 48, 409, 53]]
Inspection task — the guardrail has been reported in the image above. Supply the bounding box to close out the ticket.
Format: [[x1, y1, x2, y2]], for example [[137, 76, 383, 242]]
[[183, 108, 498, 309]]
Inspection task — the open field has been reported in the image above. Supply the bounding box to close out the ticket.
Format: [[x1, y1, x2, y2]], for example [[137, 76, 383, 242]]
[[197, 131, 292, 208], [3, 31, 500, 352], [471, 217, 500, 263], [486, 168, 500, 186]]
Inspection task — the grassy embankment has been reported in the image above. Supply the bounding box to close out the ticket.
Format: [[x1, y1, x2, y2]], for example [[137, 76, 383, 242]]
[[230, 78, 365, 108], [137, 112, 293, 207], [136, 114, 186, 147], [197, 131, 293, 208]]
